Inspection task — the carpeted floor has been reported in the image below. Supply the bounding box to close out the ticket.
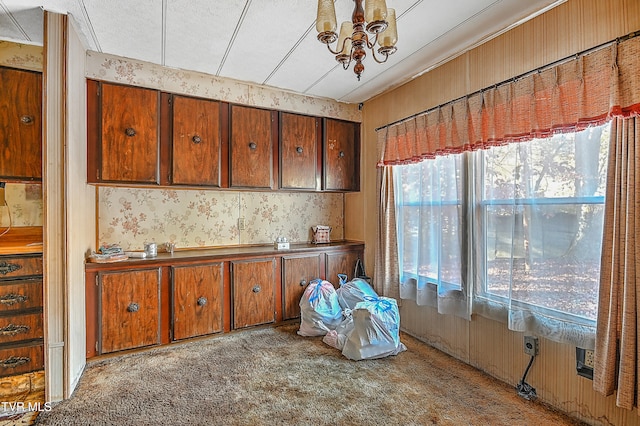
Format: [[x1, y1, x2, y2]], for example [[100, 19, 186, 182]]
[[35, 323, 585, 426]]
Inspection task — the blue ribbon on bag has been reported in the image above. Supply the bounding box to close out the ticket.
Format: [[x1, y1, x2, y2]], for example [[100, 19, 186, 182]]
[[362, 296, 394, 312], [308, 279, 324, 304]]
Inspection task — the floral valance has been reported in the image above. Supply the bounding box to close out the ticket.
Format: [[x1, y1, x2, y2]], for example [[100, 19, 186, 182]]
[[378, 35, 640, 166]]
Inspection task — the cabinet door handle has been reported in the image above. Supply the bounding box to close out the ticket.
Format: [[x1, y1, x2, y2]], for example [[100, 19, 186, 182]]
[[0, 324, 30, 336], [252, 285, 261, 293], [296, 146, 303, 154], [197, 296, 207, 306], [0, 356, 29, 369], [127, 302, 139, 313], [192, 135, 202, 144], [125, 127, 136, 137], [0, 262, 21, 275], [338, 151, 345, 158], [248, 142, 257, 150], [0, 293, 28, 306], [300, 279, 307, 286], [20, 115, 34, 124]]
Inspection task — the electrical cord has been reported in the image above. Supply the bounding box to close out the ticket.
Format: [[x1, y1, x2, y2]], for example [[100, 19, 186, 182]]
[[516, 354, 537, 400]]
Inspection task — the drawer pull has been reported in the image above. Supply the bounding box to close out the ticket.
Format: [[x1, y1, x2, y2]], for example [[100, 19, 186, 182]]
[[0, 356, 30, 369], [125, 127, 136, 137], [127, 302, 139, 313], [0, 324, 30, 336], [296, 146, 303, 154], [20, 115, 34, 124], [0, 262, 21, 275], [248, 142, 257, 150], [197, 297, 207, 307], [0, 293, 28, 306], [192, 135, 202, 144], [300, 279, 307, 286], [252, 285, 261, 293]]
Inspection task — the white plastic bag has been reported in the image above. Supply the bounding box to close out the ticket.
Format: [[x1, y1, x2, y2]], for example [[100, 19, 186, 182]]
[[322, 309, 354, 350], [341, 297, 407, 360], [298, 279, 343, 337], [335, 274, 379, 310]]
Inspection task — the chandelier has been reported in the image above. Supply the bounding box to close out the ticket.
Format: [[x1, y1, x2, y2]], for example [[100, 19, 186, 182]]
[[316, 0, 398, 81]]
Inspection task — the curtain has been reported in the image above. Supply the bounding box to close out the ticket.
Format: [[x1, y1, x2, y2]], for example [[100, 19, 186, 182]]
[[374, 129, 400, 300], [594, 117, 640, 411], [377, 36, 640, 167]]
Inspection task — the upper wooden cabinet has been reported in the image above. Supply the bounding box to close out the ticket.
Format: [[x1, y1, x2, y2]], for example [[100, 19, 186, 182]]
[[323, 118, 360, 192], [279, 113, 320, 190], [88, 80, 160, 184], [170, 95, 224, 187], [229, 105, 276, 189], [0, 67, 42, 182]]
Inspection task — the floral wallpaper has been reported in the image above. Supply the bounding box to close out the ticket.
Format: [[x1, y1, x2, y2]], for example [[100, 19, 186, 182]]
[[98, 187, 344, 251], [85, 51, 361, 122], [0, 184, 43, 228], [0, 41, 43, 72]]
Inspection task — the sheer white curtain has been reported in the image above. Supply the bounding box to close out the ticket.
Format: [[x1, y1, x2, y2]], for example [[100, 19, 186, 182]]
[[394, 153, 470, 319]]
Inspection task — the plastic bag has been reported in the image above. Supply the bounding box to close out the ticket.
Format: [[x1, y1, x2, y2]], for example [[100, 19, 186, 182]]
[[335, 273, 379, 310], [322, 309, 354, 350], [341, 296, 407, 360], [297, 279, 343, 337]]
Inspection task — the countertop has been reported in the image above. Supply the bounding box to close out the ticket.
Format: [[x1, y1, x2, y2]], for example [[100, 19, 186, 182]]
[[0, 226, 43, 255]]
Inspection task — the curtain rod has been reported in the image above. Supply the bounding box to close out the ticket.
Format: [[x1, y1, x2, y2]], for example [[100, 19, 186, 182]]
[[375, 30, 640, 132]]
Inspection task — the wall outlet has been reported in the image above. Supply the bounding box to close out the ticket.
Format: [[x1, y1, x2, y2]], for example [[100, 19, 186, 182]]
[[238, 217, 245, 230], [583, 349, 595, 368], [576, 347, 594, 380], [524, 335, 539, 356]]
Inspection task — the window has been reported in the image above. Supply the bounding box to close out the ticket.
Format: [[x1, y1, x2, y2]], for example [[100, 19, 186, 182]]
[[394, 122, 610, 337]]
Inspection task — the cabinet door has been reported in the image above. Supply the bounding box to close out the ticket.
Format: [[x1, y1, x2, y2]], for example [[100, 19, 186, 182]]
[[99, 268, 161, 353], [323, 118, 360, 191], [100, 83, 160, 184], [0, 67, 42, 181], [280, 113, 319, 190], [325, 250, 361, 289], [231, 258, 275, 329], [282, 254, 322, 320], [171, 96, 222, 186], [172, 263, 223, 340], [230, 105, 273, 188]]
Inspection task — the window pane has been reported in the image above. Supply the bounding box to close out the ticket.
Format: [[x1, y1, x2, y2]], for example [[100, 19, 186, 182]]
[[482, 124, 609, 322]]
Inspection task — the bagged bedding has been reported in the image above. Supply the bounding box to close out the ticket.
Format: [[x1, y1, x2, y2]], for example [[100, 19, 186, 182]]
[[298, 279, 343, 337]]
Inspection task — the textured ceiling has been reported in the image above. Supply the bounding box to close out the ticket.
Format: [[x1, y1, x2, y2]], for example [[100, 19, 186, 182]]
[[0, 0, 565, 104]]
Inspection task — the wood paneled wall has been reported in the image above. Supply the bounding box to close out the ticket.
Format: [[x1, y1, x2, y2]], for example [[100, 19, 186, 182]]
[[355, 0, 640, 424]]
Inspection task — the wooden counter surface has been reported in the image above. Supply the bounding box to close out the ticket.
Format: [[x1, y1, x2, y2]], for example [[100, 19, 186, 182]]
[[0, 227, 43, 255]]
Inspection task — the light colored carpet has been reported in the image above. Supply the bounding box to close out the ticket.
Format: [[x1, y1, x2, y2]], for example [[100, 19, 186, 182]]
[[35, 323, 585, 426]]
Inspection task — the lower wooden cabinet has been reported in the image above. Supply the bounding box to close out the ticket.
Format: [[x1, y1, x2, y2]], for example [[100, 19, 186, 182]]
[[282, 254, 322, 320], [172, 262, 223, 340], [85, 242, 364, 357], [99, 268, 161, 354], [231, 258, 276, 329]]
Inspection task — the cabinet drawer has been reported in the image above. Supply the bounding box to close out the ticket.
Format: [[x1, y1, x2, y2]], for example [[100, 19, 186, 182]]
[[0, 312, 43, 345], [99, 268, 161, 354], [0, 344, 43, 378], [172, 263, 224, 340], [232, 258, 275, 329], [0, 279, 42, 313], [0, 256, 42, 280]]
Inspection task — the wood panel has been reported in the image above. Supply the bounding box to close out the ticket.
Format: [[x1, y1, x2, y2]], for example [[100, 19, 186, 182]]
[[325, 250, 361, 288], [172, 263, 224, 340], [0, 279, 42, 313], [171, 96, 222, 186], [323, 118, 360, 191], [230, 105, 273, 188], [99, 268, 161, 353], [282, 254, 322, 320], [100, 83, 160, 183], [232, 258, 275, 329], [280, 113, 319, 190], [0, 67, 42, 181], [0, 312, 43, 345], [0, 344, 43, 377]]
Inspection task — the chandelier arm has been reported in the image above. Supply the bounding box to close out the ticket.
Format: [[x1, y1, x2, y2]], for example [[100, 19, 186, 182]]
[[325, 36, 354, 56], [365, 33, 377, 50], [370, 44, 390, 64]]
